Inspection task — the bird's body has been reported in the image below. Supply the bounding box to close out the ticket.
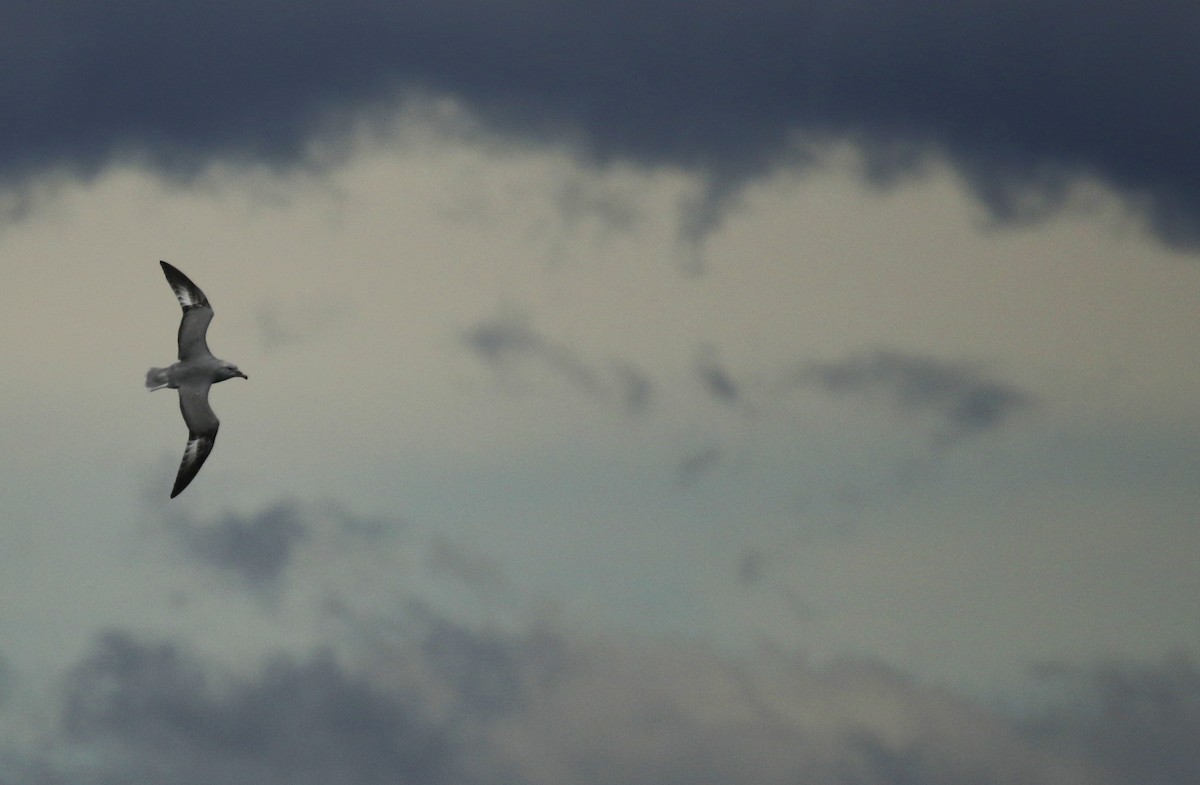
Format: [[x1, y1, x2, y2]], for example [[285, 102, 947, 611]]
[[147, 261, 247, 498], [146, 356, 239, 390]]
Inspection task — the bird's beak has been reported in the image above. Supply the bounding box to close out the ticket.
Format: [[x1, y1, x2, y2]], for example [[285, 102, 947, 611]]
[[237, 371, 248, 380]]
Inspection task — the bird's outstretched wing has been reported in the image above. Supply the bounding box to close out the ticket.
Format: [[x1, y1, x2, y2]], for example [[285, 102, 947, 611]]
[[172, 382, 220, 497], [161, 260, 214, 362]]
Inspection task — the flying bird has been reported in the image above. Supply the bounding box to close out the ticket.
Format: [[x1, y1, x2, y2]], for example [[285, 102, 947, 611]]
[[147, 261, 247, 497]]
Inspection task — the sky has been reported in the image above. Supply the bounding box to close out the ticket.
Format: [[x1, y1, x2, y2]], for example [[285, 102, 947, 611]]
[[1, 2, 1198, 783]]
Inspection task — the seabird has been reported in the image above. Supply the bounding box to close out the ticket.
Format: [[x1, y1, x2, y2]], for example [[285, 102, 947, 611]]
[[146, 261, 247, 497]]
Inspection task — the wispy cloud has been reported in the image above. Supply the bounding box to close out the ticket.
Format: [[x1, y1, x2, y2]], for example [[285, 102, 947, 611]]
[[165, 504, 308, 591], [792, 349, 1034, 441], [463, 310, 653, 414], [696, 346, 742, 406]]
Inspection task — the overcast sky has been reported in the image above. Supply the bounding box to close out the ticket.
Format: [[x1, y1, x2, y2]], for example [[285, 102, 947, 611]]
[[2, 2, 1198, 783]]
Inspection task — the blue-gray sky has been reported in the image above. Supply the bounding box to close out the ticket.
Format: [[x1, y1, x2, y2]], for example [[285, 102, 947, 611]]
[[1, 2, 1198, 783]]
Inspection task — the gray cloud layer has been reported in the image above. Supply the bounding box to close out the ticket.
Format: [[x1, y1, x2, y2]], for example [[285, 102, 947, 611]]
[[1025, 657, 1200, 785], [4, 1, 1200, 245], [29, 620, 1199, 785], [7, 499, 1196, 784], [61, 632, 458, 785]]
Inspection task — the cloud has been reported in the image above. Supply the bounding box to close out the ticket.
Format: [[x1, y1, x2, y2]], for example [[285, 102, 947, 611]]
[[59, 631, 458, 785], [553, 175, 641, 237], [463, 310, 652, 414], [696, 346, 741, 406], [464, 310, 598, 385], [165, 504, 309, 591], [1025, 656, 1200, 785], [15, 499, 1193, 785], [423, 536, 511, 602], [610, 361, 654, 415], [676, 445, 723, 487], [792, 350, 1033, 440], [37, 620, 1143, 785], [4, 2, 1200, 247]]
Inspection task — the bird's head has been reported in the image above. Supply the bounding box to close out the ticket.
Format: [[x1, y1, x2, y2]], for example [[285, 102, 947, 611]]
[[219, 363, 248, 381]]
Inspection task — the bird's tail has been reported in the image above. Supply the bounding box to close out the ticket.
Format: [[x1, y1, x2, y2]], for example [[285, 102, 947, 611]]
[[145, 367, 171, 390]]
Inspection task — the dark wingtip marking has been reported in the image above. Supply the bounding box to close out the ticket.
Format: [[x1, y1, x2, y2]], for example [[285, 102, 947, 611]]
[[160, 260, 210, 310], [169, 428, 218, 499]]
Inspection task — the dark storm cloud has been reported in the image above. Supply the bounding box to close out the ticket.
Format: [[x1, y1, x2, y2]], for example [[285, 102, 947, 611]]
[[5, 1, 1200, 247], [795, 350, 1033, 439], [167, 504, 308, 590], [463, 310, 653, 413]]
